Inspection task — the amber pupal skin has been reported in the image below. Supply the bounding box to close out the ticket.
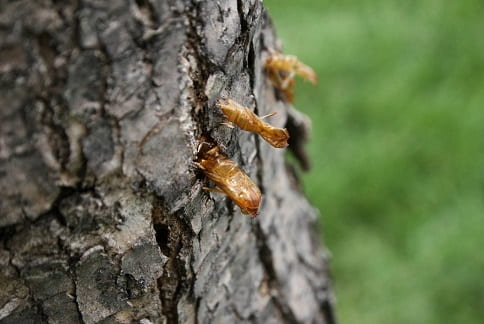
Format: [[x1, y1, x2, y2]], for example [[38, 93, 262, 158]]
[[264, 51, 317, 102], [217, 98, 290, 148], [265, 52, 318, 84], [268, 71, 295, 102], [196, 145, 261, 217]]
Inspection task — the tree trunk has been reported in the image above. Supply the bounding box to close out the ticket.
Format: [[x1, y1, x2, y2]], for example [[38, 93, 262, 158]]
[[0, 1, 335, 323]]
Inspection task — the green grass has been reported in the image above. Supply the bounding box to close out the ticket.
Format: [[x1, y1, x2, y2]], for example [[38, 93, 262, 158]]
[[264, 0, 484, 323]]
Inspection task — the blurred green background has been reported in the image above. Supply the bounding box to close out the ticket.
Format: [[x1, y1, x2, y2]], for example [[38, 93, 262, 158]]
[[264, 0, 484, 323]]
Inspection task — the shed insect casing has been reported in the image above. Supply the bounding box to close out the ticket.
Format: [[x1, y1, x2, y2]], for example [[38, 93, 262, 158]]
[[197, 146, 261, 217], [217, 98, 289, 148], [267, 70, 295, 102], [264, 52, 317, 102], [265, 52, 317, 85]]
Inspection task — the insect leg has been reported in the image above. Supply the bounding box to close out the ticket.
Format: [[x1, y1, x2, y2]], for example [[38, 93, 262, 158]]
[[220, 122, 235, 128], [206, 146, 220, 155], [260, 112, 277, 119], [203, 186, 225, 194], [192, 161, 205, 170], [280, 70, 296, 89]]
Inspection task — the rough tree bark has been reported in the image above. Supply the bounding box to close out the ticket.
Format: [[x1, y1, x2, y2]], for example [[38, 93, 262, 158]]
[[0, 1, 335, 323]]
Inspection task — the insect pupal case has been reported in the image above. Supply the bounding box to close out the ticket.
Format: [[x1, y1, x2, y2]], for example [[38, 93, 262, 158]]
[[217, 98, 290, 148], [197, 145, 261, 217]]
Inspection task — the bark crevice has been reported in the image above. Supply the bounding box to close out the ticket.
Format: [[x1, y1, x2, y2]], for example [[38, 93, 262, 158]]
[[152, 200, 195, 324]]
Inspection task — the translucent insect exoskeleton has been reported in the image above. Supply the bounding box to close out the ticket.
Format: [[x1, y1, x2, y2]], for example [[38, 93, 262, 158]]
[[195, 144, 261, 217], [217, 98, 289, 148], [264, 51, 317, 102]]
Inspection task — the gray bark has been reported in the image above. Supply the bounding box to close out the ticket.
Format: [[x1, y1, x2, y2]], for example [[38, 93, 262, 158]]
[[0, 0, 335, 323]]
